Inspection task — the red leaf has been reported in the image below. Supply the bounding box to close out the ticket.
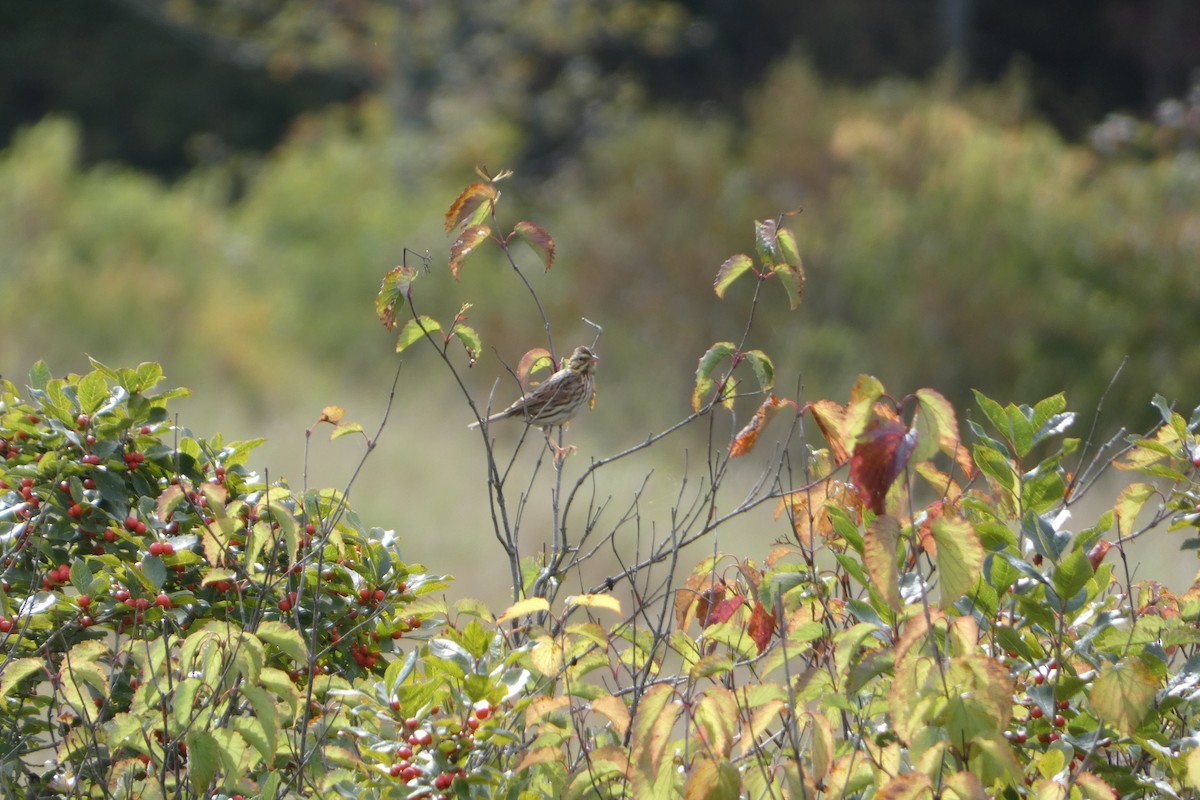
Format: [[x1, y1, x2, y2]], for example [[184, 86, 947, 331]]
[[850, 420, 916, 515], [444, 182, 498, 232], [748, 601, 776, 654], [706, 596, 746, 627], [449, 225, 491, 280]]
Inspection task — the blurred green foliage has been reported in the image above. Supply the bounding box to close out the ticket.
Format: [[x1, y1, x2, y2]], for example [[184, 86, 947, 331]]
[[2, 59, 1197, 437]]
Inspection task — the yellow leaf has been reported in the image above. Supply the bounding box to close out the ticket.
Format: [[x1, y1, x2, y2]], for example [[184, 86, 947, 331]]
[[497, 597, 550, 623], [565, 593, 622, 615]]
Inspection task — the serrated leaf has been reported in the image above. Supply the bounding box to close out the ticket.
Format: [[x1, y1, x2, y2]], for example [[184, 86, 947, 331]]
[[330, 422, 364, 441], [772, 262, 806, 310], [444, 182, 498, 232], [693, 342, 736, 412], [754, 219, 781, 266], [141, 554, 167, 590], [256, 621, 307, 664], [743, 350, 774, 391], [395, 315, 442, 354], [632, 683, 677, 778], [864, 515, 902, 611], [0, 658, 43, 698], [512, 221, 555, 271], [449, 224, 491, 279], [451, 324, 482, 363], [929, 517, 984, 605], [187, 729, 221, 796], [530, 635, 564, 676], [1114, 482, 1155, 538], [565, 594, 622, 615], [590, 695, 630, 738], [730, 395, 794, 458], [498, 597, 550, 623], [914, 387, 960, 463], [714, 254, 754, 298], [1090, 658, 1158, 735], [77, 370, 110, 414], [376, 265, 418, 330], [685, 759, 740, 800], [70, 558, 93, 596]]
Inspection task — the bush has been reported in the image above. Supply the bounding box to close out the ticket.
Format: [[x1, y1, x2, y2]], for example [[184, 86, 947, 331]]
[[4, 175, 1200, 799]]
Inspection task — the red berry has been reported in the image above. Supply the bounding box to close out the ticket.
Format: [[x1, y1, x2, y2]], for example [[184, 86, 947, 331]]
[[83, 478, 96, 490], [0, 619, 12, 633], [104, 529, 117, 543], [374, 588, 386, 602], [115, 589, 130, 602], [76, 414, 90, 428], [474, 703, 491, 720], [140, 426, 152, 435], [68, 503, 83, 518], [278, 599, 292, 612], [466, 717, 479, 731], [124, 516, 139, 532], [78, 595, 92, 608], [434, 773, 453, 790], [80, 616, 94, 627], [305, 523, 316, 535], [1029, 706, 1043, 719], [1054, 714, 1066, 728], [405, 717, 420, 729], [396, 745, 412, 759], [82, 454, 101, 466], [148, 542, 164, 556], [389, 764, 403, 777]]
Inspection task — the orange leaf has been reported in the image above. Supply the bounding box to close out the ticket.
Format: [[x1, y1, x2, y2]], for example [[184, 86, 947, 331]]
[[449, 225, 491, 280], [319, 406, 345, 424], [444, 182, 497, 232], [730, 394, 795, 458], [706, 596, 746, 627]]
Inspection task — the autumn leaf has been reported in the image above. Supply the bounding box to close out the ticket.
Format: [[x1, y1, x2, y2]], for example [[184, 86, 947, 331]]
[[748, 601, 776, 654], [517, 348, 555, 388], [730, 395, 795, 458], [318, 406, 344, 424], [850, 420, 916, 515], [375, 265, 418, 331], [444, 182, 497, 232], [449, 224, 491, 279], [511, 221, 556, 272]]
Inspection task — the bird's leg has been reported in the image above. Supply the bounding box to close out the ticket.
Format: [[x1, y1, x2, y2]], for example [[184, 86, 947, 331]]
[[544, 428, 576, 464]]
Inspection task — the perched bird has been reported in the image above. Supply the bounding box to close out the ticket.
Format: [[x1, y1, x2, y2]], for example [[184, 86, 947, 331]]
[[469, 345, 598, 431]]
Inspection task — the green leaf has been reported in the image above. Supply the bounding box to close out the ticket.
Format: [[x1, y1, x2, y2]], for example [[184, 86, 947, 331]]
[[1052, 545, 1092, 601], [771, 263, 806, 310], [330, 422, 364, 441], [692, 342, 736, 412], [776, 226, 801, 268], [29, 360, 52, 392], [256, 620, 307, 664], [714, 254, 754, 298], [743, 350, 774, 392], [396, 315, 443, 354], [451, 323, 482, 362], [77, 370, 110, 415], [0, 658, 43, 698], [187, 729, 222, 796], [973, 444, 1017, 500], [133, 362, 165, 393], [70, 558, 93, 595], [930, 517, 984, 605], [141, 554, 167, 590]]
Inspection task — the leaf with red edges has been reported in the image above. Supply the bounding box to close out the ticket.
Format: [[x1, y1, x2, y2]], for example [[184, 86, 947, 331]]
[[714, 254, 754, 299], [730, 395, 795, 458], [850, 420, 916, 515], [449, 225, 491, 280], [511, 221, 556, 272], [748, 601, 776, 654], [445, 182, 498, 232], [755, 219, 780, 267], [693, 342, 737, 413], [517, 348, 555, 389], [772, 263, 806, 310]]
